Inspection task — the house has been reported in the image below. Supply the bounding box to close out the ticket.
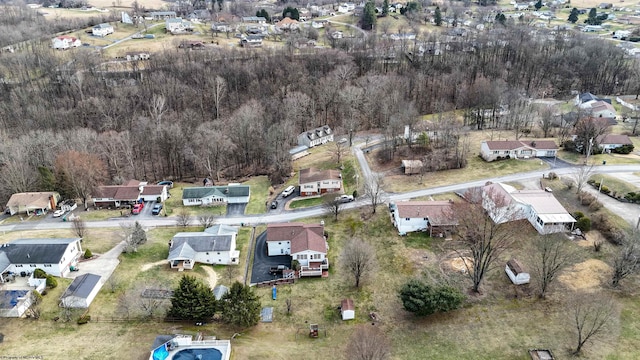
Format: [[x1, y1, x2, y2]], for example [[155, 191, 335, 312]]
[[124, 52, 151, 61], [505, 259, 530, 285], [297, 125, 334, 148], [389, 201, 456, 236], [93, 180, 168, 207], [401, 160, 423, 175], [340, 298, 355, 320], [482, 183, 576, 234], [588, 100, 617, 118], [331, 31, 344, 39], [5, 191, 60, 216], [92, 23, 114, 37], [147, 11, 177, 20], [596, 134, 633, 151], [289, 145, 310, 160], [211, 22, 233, 33], [276, 17, 300, 30], [242, 16, 266, 24], [514, 3, 529, 10], [599, 2, 613, 8], [266, 223, 328, 277], [187, 9, 210, 21], [0, 238, 83, 279], [166, 18, 193, 33], [480, 140, 558, 162], [168, 225, 240, 270], [51, 36, 81, 50], [240, 35, 263, 47], [59, 273, 103, 308], [182, 184, 250, 206], [299, 168, 342, 196]]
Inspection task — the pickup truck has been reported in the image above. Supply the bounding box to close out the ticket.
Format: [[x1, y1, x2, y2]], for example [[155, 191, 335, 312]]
[[270, 265, 289, 274]]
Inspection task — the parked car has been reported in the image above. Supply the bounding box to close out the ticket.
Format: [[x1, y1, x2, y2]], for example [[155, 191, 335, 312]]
[[270, 200, 278, 209], [53, 209, 65, 218], [151, 203, 163, 215], [282, 185, 295, 197], [335, 194, 355, 203], [132, 203, 144, 214], [158, 180, 173, 188]]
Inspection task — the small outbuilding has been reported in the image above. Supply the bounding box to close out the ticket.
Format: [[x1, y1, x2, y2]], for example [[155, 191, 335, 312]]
[[401, 160, 423, 175], [60, 273, 103, 308], [505, 259, 530, 285], [340, 298, 355, 320], [213, 285, 229, 300]]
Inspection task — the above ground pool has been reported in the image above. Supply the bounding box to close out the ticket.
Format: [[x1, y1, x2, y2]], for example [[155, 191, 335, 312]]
[[173, 348, 223, 360]]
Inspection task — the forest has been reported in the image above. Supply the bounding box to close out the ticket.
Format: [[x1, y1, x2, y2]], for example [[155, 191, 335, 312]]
[[0, 4, 639, 204]]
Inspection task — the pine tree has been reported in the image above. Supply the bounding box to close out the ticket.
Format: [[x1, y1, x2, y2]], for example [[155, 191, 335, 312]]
[[568, 8, 579, 23], [434, 6, 442, 26], [535, 0, 543, 10], [382, 0, 389, 16], [167, 275, 216, 321], [361, 1, 377, 30], [220, 282, 261, 327]]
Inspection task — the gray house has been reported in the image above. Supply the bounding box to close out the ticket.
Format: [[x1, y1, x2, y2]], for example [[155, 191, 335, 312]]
[[168, 225, 240, 269], [182, 185, 250, 206], [297, 125, 334, 148], [60, 273, 103, 308]]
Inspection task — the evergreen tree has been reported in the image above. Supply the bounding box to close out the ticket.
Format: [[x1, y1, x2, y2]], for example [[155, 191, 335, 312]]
[[382, 0, 389, 16], [434, 6, 442, 26], [495, 12, 507, 26], [568, 8, 579, 23], [535, 0, 543, 10], [167, 275, 216, 321], [399, 279, 465, 316], [256, 9, 270, 22], [361, 1, 376, 30], [220, 282, 261, 327], [282, 6, 300, 21], [132, 221, 147, 245], [585, 8, 601, 25]]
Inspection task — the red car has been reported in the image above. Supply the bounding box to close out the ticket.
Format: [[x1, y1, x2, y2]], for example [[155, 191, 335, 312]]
[[132, 203, 144, 214]]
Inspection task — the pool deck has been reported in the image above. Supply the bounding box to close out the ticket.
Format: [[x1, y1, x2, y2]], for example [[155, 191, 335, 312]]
[[150, 336, 231, 360]]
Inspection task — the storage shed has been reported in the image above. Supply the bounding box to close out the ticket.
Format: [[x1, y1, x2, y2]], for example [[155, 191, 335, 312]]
[[60, 273, 102, 308], [340, 298, 355, 320], [401, 160, 423, 175], [505, 259, 530, 285]]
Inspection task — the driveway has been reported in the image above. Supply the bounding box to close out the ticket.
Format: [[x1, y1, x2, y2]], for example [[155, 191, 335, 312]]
[[250, 231, 291, 284], [70, 240, 124, 281], [226, 203, 247, 217]]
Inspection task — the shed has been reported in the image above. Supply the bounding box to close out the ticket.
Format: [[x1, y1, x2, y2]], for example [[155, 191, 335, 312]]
[[60, 273, 102, 308], [529, 349, 555, 360], [401, 160, 423, 175], [213, 285, 229, 300], [340, 298, 355, 320], [505, 259, 530, 285], [260, 307, 273, 323]]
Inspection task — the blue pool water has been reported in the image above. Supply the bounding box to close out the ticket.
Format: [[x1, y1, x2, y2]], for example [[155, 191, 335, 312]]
[[173, 348, 223, 360], [0, 290, 28, 308]]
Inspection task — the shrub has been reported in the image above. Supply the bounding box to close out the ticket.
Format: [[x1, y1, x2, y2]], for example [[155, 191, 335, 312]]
[[600, 185, 610, 194], [580, 192, 597, 205], [352, 189, 358, 198], [84, 249, 92, 259], [399, 279, 465, 316], [77, 315, 90, 325], [46, 275, 57, 289], [588, 200, 603, 211], [612, 144, 634, 154], [548, 172, 558, 180], [31, 290, 43, 305], [33, 268, 47, 279], [573, 211, 585, 220], [576, 217, 592, 232]]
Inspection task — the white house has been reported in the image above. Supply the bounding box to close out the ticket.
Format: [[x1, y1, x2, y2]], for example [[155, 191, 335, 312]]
[[389, 201, 456, 236], [0, 238, 83, 279], [182, 185, 250, 206], [266, 223, 328, 277], [52, 36, 82, 50], [241, 16, 266, 24], [165, 18, 193, 33], [480, 140, 558, 162], [482, 183, 576, 234], [341, 298, 355, 320], [168, 225, 240, 269], [297, 125, 334, 148], [505, 259, 530, 285], [299, 168, 342, 197], [596, 134, 633, 151], [92, 23, 114, 37], [240, 35, 263, 47], [576, 93, 616, 118], [93, 180, 168, 207], [59, 273, 103, 308], [5, 191, 60, 216]]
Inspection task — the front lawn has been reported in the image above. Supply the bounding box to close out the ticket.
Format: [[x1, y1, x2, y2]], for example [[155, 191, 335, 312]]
[[288, 196, 324, 209], [244, 176, 271, 215]]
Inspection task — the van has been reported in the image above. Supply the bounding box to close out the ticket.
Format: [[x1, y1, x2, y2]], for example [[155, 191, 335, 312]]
[[282, 186, 295, 197]]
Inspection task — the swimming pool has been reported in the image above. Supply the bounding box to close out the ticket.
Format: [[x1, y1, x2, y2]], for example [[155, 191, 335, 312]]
[[172, 348, 222, 360]]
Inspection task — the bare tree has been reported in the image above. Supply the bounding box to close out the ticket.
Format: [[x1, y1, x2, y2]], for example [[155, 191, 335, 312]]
[[340, 238, 377, 288], [569, 293, 614, 355], [72, 217, 87, 238], [199, 214, 215, 228], [530, 234, 574, 299], [573, 164, 596, 194], [322, 193, 342, 221], [345, 325, 391, 360], [611, 238, 640, 287], [537, 104, 556, 138], [148, 94, 167, 130], [285, 298, 292, 315], [212, 75, 226, 120], [364, 174, 385, 214], [176, 208, 191, 227], [333, 140, 347, 164], [55, 150, 107, 209]]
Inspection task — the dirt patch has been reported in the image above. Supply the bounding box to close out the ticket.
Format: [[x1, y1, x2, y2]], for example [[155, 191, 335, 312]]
[[575, 230, 606, 248], [449, 257, 474, 274], [141, 260, 167, 272], [558, 259, 612, 292], [202, 266, 218, 289]]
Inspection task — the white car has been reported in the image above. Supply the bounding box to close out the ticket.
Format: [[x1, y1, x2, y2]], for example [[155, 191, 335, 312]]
[[335, 194, 354, 203], [282, 186, 295, 197], [53, 209, 65, 218]]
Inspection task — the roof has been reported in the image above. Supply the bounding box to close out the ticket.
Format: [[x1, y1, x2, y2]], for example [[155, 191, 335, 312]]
[[166, 17, 185, 23], [168, 233, 234, 260], [61, 273, 102, 299], [597, 134, 632, 145], [140, 185, 165, 196], [277, 17, 299, 26], [300, 125, 332, 140], [55, 36, 78, 41], [266, 223, 326, 254], [94, 186, 140, 201], [242, 16, 266, 21], [0, 252, 10, 273], [213, 285, 229, 300], [506, 259, 525, 275], [341, 298, 354, 311], [148, 11, 176, 16], [151, 335, 177, 350], [0, 238, 81, 264], [299, 168, 341, 184], [483, 140, 558, 151], [289, 145, 309, 155], [579, 92, 600, 103], [204, 224, 238, 236], [94, 23, 112, 28], [6, 192, 58, 209], [510, 190, 576, 223], [394, 201, 456, 225], [182, 185, 250, 199], [401, 160, 423, 167]]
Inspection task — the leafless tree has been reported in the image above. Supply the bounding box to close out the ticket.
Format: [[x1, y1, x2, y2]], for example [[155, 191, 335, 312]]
[[340, 238, 377, 288], [345, 325, 391, 360], [333, 140, 347, 164], [322, 193, 343, 221], [569, 293, 615, 355], [573, 164, 596, 194], [199, 215, 215, 229], [148, 94, 167, 130], [176, 208, 191, 228], [285, 298, 292, 315], [106, 274, 120, 293], [537, 104, 556, 138], [529, 234, 574, 299], [120, 221, 147, 253], [72, 217, 87, 238], [211, 76, 226, 120], [611, 237, 640, 287], [55, 150, 107, 209], [364, 174, 385, 214]]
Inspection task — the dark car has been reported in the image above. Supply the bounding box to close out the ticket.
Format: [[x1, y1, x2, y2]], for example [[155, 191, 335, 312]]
[[270, 200, 278, 209], [152, 203, 163, 215], [157, 180, 174, 188]]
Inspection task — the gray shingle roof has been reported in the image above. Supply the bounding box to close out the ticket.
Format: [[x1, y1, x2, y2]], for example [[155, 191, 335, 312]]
[[1, 238, 81, 264], [168, 233, 233, 261], [61, 273, 102, 299], [0, 252, 10, 272], [182, 185, 249, 199]]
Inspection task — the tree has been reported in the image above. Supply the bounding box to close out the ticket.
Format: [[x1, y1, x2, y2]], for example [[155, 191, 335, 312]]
[[333, 140, 347, 164], [530, 235, 574, 299], [399, 279, 465, 316], [176, 208, 191, 227], [72, 217, 87, 238], [199, 215, 215, 229], [569, 294, 614, 355], [121, 221, 147, 253], [434, 7, 442, 26], [167, 275, 216, 321], [382, 0, 389, 17], [220, 282, 261, 327], [323, 193, 343, 221], [55, 150, 107, 209], [256, 9, 270, 22], [340, 238, 376, 288], [568, 8, 579, 23], [585, 8, 601, 25], [345, 325, 391, 360], [611, 238, 640, 287], [361, 1, 376, 30], [573, 164, 596, 194], [495, 13, 506, 26], [574, 117, 609, 156], [364, 174, 385, 214], [452, 187, 520, 293], [534, 0, 542, 10], [282, 6, 299, 21]]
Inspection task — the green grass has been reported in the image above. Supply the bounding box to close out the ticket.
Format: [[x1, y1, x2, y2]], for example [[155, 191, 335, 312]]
[[78, 208, 124, 221], [163, 183, 226, 217], [557, 150, 640, 165], [289, 196, 324, 209], [244, 176, 271, 215], [589, 174, 638, 197]]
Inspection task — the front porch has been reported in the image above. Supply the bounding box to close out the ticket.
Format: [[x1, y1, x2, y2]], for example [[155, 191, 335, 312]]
[[170, 259, 194, 271]]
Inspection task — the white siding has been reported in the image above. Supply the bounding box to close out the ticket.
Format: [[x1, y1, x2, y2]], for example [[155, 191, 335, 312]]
[[267, 240, 291, 256], [292, 250, 325, 267], [393, 211, 428, 235]]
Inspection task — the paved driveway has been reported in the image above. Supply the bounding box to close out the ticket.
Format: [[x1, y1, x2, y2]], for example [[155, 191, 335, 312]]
[[69, 241, 124, 281], [226, 203, 247, 217], [250, 231, 291, 284]]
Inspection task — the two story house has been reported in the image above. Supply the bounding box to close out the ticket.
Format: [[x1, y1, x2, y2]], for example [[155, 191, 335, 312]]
[[297, 125, 334, 148], [0, 238, 83, 279], [92, 23, 114, 37], [266, 223, 328, 277], [299, 168, 342, 196]]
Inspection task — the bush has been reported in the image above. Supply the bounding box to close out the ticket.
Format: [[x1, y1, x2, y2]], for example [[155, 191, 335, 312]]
[[31, 290, 43, 305], [576, 217, 592, 232], [352, 189, 358, 198], [84, 249, 92, 259], [33, 268, 47, 279], [548, 172, 558, 180], [580, 192, 597, 205], [600, 185, 610, 194], [77, 315, 90, 325], [588, 200, 603, 211], [46, 275, 57, 289], [573, 211, 585, 220], [625, 192, 640, 203], [612, 144, 634, 154], [399, 279, 465, 316], [592, 214, 626, 245]]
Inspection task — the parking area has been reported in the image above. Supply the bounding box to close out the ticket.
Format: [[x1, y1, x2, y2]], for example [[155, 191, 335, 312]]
[[250, 231, 291, 284], [226, 203, 247, 217]]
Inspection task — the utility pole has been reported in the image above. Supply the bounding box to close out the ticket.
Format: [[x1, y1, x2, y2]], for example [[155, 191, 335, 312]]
[[585, 137, 594, 165]]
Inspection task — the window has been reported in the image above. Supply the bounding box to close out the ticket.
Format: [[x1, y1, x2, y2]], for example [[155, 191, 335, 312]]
[[30, 265, 36, 267], [406, 218, 410, 221], [423, 218, 428, 221], [312, 254, 322, 260], [217, 252, 220, 255], [44, 264, 51, 267], [15, 264, 23, 267], [493, 150, 499, 154], [297, 254, 307, 260], [206, 252, 209, 255]]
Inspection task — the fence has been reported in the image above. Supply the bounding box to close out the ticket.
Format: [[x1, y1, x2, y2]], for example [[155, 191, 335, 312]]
[[255, 278, 295, 288]]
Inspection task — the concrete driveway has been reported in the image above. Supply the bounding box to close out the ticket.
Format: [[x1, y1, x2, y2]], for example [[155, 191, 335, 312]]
[[69, 241, 124, 281], [250, 231, 291, 284], [226, 203, 247, 217]]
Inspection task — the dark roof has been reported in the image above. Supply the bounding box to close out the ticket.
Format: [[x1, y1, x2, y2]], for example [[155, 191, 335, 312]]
[[341, 298, 354, 311], [95, 186, 140, 201], [151, 335, 177, 350], [483, 140, 558, 151], [266, 223, 326, 254], [182, 185, 250, 199], [168, 233, 234, 260], [507, 259, 525, 275], [299, 168, 342, 184], [0, 238, 81, 264], [141, 185, 165, 196], [61, 273, 101, 299]]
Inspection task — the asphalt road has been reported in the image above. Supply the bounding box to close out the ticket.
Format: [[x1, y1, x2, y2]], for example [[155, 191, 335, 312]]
[[250, 231, 291, 284]]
